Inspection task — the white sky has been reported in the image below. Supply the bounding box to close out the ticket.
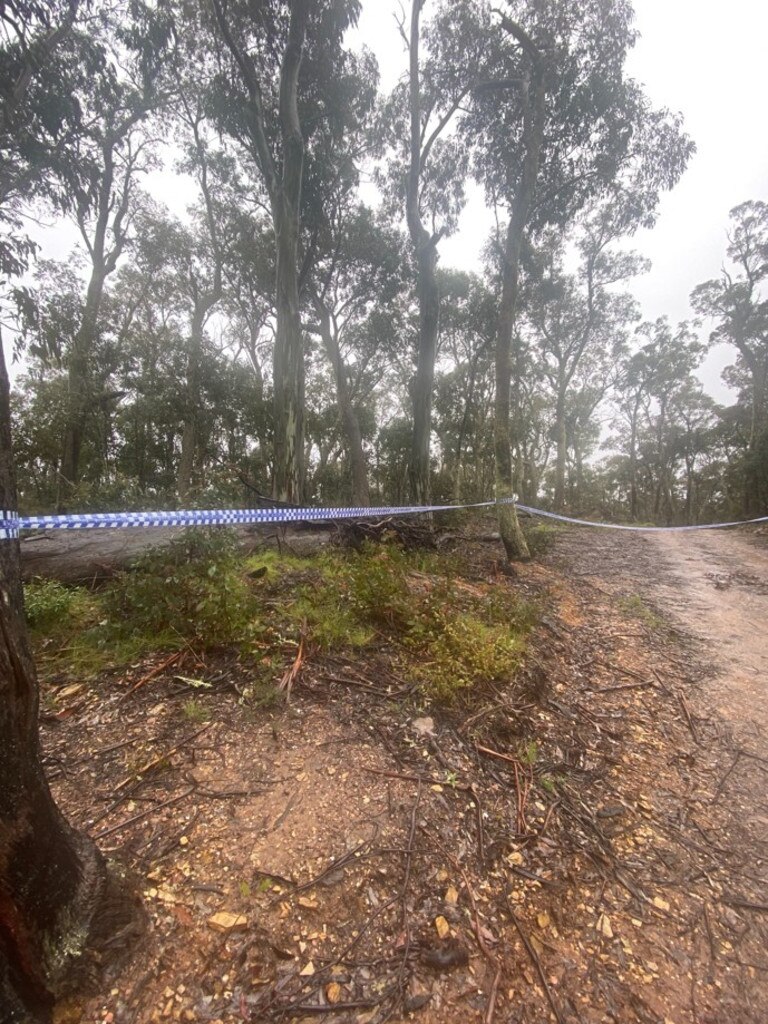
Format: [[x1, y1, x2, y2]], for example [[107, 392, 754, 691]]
[[355, 0, 768, 401], [22, 0, 768, 404]]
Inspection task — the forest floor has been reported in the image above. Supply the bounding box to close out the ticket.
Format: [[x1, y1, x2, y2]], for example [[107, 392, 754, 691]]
[[38, 518, 768, 1024]]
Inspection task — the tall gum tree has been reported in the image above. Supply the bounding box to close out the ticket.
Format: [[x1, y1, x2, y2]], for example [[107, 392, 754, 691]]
[[308, 208, 405, 507], [208, 0, 362, 503], [523, 216, 648, 510], [461, 0, 693, 558], [57, 3, 171, 509], [391, 0, 482, 505], [691, 201, 768, 514]]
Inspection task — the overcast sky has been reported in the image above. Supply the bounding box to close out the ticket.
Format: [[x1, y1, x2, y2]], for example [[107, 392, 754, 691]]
[[354, 0, 768, 400], [26, 0, 768, 402]]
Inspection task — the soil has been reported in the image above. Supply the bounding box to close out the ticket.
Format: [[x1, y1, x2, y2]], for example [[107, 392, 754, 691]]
[[37, 519, 768, 1024]]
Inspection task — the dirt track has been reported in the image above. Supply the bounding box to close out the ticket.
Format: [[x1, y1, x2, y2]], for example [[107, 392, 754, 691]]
[[646, 530, 768, 743], [554, 524, 768, 753]]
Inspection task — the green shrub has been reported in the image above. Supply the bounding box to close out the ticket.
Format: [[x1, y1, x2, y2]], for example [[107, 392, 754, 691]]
[[24, 579, 77, 629], [106, 529, 256, 644], [322, 542, 533, 703], [522, 522, 559, 556]]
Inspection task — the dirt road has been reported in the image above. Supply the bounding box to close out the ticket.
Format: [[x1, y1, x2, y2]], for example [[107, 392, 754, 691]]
[[646, 529, 768, 742], [557, 524, 768, 751]]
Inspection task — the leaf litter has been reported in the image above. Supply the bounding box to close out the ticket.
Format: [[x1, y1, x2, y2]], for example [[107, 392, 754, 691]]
[[44, 520, 768, 1024]]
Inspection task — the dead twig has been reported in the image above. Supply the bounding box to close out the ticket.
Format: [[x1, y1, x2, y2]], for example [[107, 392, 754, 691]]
[[115, 723, 211, 792], [95, 786, 195, 840], [677, 691, 699, 743], [506, 888, 567, 1024], [121, 650, 183, 699], [586, 679, 654, 693], [278, 623, 306, 701], [721, 895, 768, 914]]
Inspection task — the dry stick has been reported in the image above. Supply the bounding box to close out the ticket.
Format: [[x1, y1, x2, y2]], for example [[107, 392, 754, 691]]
[[587, 679, 654, 694], [279, 622, 306, 701], [476, 745, 530, 833], [677, 691, 699, 743], [596, 658, 646, 681], [122, 650, 183, 699], [397, 780, 423, 1001], [470, 783, 486, 867], [721, 896, 768, 913], [445, 850, 502, 1024], [507, 895, 567, 1024], [702, 904, 717, 963], [114, 723, 211, 792], [95, 786, 195, 840], [476, 743, 522, 768]]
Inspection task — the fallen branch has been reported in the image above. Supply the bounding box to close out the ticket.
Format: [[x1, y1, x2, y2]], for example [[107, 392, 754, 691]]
[[122, 650, 183, 699], [677, 691, 699, 743]]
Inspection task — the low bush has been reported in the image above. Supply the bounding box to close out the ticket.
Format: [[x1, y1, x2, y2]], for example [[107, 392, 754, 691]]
[[24, 579, 76, 629], [106, 529, 256, 644]]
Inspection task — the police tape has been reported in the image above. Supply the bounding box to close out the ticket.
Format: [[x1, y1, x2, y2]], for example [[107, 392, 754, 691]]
[[0, 499, 497, 540], [1, 500, 767, 541], [514, 505, 768, 532]]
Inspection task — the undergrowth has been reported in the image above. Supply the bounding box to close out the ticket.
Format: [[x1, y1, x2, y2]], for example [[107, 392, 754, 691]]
[[27, 532, 536, 706]]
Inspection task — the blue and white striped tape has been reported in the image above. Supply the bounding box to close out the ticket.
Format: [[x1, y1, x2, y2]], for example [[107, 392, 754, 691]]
[[0, 500, 766, 540], [515, 504, 768, 532], [0, 499, 496, 540]]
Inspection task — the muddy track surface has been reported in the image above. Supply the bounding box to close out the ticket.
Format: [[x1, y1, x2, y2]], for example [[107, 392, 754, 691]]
[[557, 525, 768, 751]]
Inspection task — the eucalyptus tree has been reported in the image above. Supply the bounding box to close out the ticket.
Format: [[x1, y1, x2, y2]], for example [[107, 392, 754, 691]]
[[308, 206, 406, 505], [461, 0, 693, 557], [0, 3, 141, 1016], [385, 0, 486, 505], [158, 95, 233, 499], [431, 270, 497, 501], [613, 319, 704, 522], [691, 201, 768, 513], [206, 0, 362, 502], [56, 2, 173, 509], [523, 217, 646, 509]]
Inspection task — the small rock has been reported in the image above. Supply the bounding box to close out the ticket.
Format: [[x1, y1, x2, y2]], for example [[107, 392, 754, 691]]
[[207, 912, 247, 933], [596, 913, 613, 939]]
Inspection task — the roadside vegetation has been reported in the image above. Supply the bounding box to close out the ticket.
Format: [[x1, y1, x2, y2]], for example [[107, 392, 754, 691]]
[[25, 529, 536, 707]]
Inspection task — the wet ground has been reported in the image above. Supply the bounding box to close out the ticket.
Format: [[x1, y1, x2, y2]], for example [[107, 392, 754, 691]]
[[40, 519, 768, 1024]]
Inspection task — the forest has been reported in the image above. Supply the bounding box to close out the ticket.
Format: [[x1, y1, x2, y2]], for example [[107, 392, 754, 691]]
[[2, 0, 766, 557], [2, 3, 768, 1023]]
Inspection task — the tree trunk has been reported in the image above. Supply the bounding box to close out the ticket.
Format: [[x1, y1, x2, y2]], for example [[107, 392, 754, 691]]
[[177, 308, 206, 502], [59, 269, 106, 510], [315, 301, 370, 506], [494, 219, 530, 561], [628, 398, 640, 520], [408, 244, 439, 505], [553, 385, 567, 510], [494, 44, 548, 558], [0, 331, 139, 1021], [744, 363, 767, 514], [271, 4, 308, 505], [272, 200, 305, 504]]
